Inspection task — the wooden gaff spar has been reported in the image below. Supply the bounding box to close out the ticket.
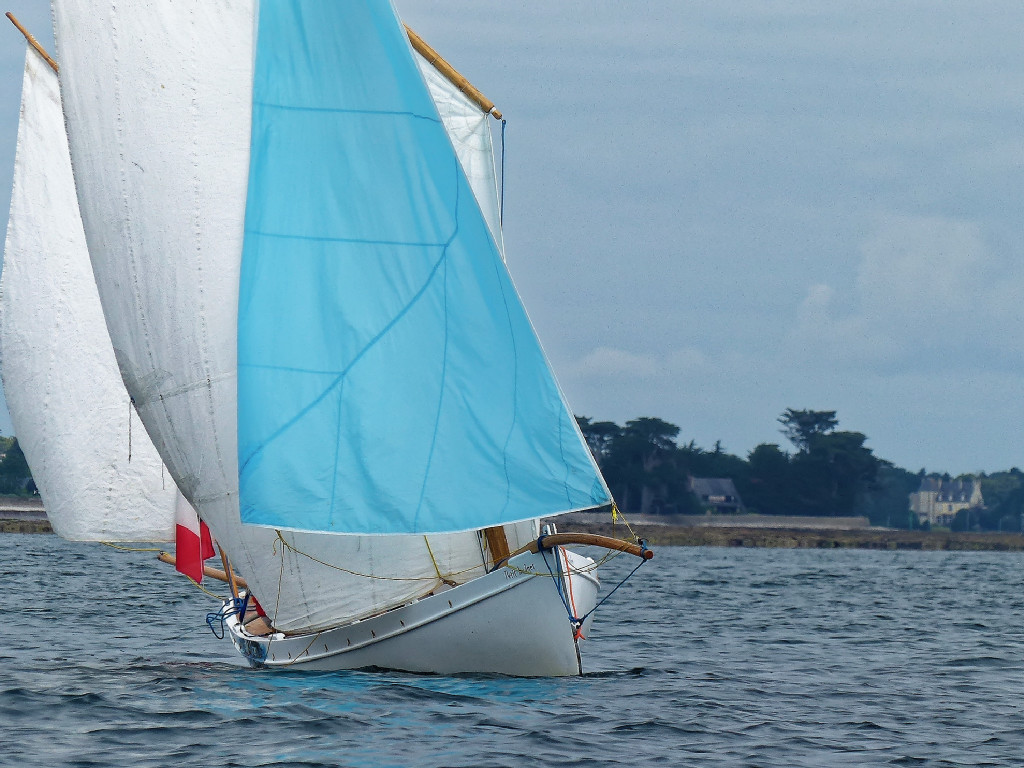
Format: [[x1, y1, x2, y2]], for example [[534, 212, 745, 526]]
[[6, 13, 57, 73]]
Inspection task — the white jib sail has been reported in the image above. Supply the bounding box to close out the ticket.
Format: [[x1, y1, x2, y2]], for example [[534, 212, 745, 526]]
[[413, 49, 505, 256], [52, 0, 498, 633], [0, 47, 176, 542]]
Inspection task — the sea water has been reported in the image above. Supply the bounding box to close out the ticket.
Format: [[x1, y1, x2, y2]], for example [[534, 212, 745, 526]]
[[2, 535, 1023, 767]]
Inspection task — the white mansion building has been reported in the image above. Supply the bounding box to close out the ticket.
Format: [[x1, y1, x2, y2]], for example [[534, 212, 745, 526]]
[[909, 477, 983, 527]]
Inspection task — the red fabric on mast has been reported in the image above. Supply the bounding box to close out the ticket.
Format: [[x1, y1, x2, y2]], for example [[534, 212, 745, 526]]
[[175, 492, 212, 582], [200, 520, 215, 561]]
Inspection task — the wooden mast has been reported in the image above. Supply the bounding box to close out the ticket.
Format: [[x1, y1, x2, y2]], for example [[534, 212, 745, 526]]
[[483, 526, 511, 569], [6, 13, 59, 74], [405, 24, 502, 120], [219, 545, 241, 600]]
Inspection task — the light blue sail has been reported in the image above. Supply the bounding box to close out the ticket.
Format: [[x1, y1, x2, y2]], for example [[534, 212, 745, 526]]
[[237, 0, 610, 534]]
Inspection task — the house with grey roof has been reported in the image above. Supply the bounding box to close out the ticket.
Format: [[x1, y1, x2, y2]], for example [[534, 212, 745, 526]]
[[909, 476, 983, 527], [689, 477, 744, 514]]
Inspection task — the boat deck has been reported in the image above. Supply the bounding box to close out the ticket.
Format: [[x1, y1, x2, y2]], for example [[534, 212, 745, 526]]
[[241, 609, 275, 637]]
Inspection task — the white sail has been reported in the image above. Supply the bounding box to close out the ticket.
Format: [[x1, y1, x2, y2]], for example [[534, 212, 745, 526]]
[[51, 0, 495, 632], [0, 47, 176, 542], [414, 49, 505, 255]]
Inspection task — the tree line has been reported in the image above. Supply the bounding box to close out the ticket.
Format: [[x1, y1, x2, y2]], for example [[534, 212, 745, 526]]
[[2, 408, 1022, 531], [0, 436, 35, 496], [577, 409, 1024, 531]]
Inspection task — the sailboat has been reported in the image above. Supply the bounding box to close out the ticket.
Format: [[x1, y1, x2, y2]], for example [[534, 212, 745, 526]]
[[1, 19, 229, 584], [6, 0, 653, 676], [0, 34, 177, 543]]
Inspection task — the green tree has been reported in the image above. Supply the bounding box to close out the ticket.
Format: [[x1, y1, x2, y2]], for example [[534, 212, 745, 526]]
[[0, 438, 32, 495], [790, 430, 880, 516], [688, 440, 749, 482], [976, 472, 1024, 531], [855, 463, 920, 528], [575, 416, 621, 468], [744, 443, 791, 514], [602, 417, 698, 515], [779, 408, 838, 452]]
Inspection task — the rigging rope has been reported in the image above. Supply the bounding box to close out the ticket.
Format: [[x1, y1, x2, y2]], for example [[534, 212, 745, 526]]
[[205, 595, 245, 639], [100, 542, 163, 553], [423, 536, 458, 587], [273, 530, 480, 582], [538, 539, 650, 640], [503, 545, 621, 578], [499, 118, 507, 227], [611, 502, 641, 543]]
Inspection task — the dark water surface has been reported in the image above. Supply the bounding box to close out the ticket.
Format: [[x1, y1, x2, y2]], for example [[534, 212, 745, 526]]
[[3, 535, 1024, 767]]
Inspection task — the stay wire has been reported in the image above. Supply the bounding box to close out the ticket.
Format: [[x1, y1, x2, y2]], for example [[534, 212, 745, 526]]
[[540, 540, 650, 631], [579, 554, 648, 625]]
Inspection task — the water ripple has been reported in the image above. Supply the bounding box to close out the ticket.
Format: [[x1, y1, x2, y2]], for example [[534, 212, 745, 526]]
[[4, 538, 1024, 766]]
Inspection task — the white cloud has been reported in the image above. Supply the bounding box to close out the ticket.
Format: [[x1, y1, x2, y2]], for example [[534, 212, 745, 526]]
[[566, 346, 660, 378], [563, 345, 713, 381], [788, 214, 1024, 371]]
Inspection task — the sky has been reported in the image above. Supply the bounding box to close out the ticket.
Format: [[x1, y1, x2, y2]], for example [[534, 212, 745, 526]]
[[1, 2, 1023, 475]]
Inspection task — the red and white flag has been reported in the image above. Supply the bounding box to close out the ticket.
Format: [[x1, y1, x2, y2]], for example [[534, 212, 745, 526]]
[[175, 492, 215, 582]]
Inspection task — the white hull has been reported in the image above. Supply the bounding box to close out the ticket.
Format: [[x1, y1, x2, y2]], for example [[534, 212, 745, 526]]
[[225, 548, 600, 676]]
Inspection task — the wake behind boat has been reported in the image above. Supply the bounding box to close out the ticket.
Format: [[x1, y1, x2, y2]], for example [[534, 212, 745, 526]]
[[2, 1, 653, 676]]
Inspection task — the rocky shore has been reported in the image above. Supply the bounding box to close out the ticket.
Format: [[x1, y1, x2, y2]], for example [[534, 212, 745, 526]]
[[6, 503, 1024, 550], [0, 517, 51, 534], [557, 519, 1024, 551], [0, 497, 50, 533]]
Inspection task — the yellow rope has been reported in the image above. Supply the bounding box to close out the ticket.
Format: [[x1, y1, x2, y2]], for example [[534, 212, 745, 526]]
[[100, 542, 164, 553], [277, 630, 324, 666], [423, 536, 458, 587], [186, 576, 228, 601], [611, 502, 641, 543], [274, 531, 481, 582], [99, 542, 228, 600], [274, 526, 639, 584], [504, 547, 623, 578]]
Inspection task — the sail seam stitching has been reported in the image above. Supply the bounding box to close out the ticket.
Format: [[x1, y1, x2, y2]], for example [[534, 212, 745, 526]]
[[243, 229, 448, 247], [411, 167, 458, 529], [239, 247, 449, 478], [253, 101, 440, 124]]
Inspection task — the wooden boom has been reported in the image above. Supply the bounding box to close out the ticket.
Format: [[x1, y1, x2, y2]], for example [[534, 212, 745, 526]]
[[157, 551, 249, 589], [507, 533, 653, 562]]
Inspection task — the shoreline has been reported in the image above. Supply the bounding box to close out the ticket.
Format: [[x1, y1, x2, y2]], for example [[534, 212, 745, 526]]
[[557, 521, 1024, 551], [6, 514, 1024, 551], [0, 517, 51, 534]]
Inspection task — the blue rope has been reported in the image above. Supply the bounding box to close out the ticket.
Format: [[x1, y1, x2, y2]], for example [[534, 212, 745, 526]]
[[499, 118, 507, 227], [578, 554, 648, 625], [205, 596, 246, 640], [538, 539, 650, 634], [540, 547, 574, 620]]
